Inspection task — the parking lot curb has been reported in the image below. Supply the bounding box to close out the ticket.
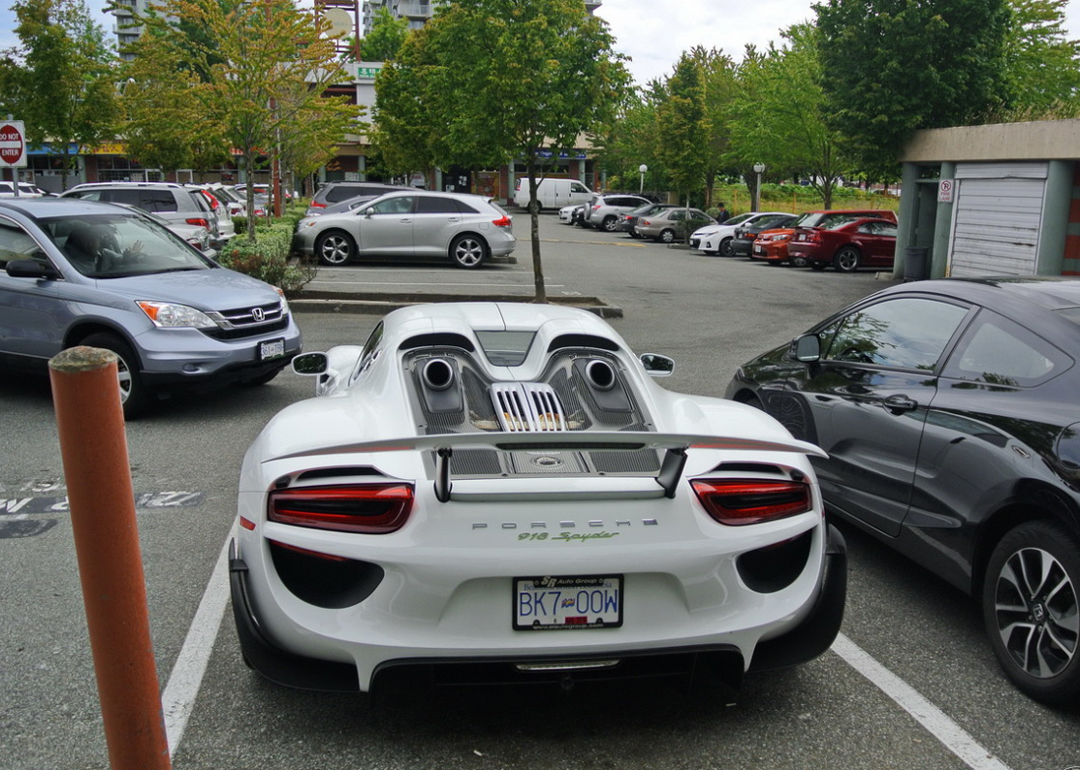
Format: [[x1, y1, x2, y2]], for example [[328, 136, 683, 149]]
[[290, 293, 623, 319]]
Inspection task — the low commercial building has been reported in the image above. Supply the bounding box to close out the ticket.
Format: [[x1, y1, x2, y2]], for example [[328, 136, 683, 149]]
[[896, 119, 1080, 279]]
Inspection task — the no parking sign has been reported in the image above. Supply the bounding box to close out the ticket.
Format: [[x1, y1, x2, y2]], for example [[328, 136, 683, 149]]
[[937, 178, 954, 203], [0, 121, 27, 168]]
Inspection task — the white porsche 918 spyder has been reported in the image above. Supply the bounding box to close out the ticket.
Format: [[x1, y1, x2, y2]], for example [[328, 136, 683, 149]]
[[230, 302, 847, 698]]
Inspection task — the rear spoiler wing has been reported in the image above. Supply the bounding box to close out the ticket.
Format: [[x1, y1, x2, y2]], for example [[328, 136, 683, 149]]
[[266, 430, 827, 503]]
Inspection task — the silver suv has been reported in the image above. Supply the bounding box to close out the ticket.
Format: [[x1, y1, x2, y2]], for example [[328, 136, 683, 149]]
[[60, 182, 226, 249], [581, 194, 653, 231], [0, 198, 301, 418], [293, 189, 516, 268]]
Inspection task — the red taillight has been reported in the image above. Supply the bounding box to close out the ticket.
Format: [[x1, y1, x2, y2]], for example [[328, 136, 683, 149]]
[[186, 217, 210, 228], [268, 484, 415, 534], [492, 215, 512, 228], [199, 190, 220, 210], [311, 201, 327, 208], [690, 479, 813, 526], [640, 219, 652, 226]]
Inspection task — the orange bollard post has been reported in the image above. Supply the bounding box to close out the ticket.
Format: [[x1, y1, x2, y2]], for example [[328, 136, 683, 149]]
[[49, 346, 171, 770]]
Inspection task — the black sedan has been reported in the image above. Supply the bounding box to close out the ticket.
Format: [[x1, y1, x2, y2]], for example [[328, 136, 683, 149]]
[[729, 213, 798, 258], [726, 277, 1080, 705]]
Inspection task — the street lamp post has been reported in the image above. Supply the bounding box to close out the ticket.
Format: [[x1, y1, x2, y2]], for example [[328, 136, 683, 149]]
[[752, 162, 765, 212], [639, 164, 648, 194]]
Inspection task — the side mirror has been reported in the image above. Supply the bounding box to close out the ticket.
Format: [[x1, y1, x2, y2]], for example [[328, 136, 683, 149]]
[[6, 259, 60, 280], [793, 334, 821, 363], [292, 352, 328, 375], [640, 353, 674, 377]]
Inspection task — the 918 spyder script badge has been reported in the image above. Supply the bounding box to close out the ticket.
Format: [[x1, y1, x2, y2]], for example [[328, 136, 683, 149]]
[[518, 531, 620, 543]]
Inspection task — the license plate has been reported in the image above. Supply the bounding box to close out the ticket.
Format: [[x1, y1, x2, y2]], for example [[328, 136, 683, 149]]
[[753, 245, 765, 254], [258, 338, 285, 361], [514, 574, 622, 630]]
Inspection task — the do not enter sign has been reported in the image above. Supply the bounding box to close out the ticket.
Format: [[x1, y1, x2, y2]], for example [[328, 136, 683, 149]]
[[0, 121, 27, 168]]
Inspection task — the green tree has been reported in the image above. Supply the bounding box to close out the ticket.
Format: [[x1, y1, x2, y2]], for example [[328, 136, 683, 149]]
[[727, 25, 848, 208], [593, 85, 665, 194], [0, 0, 119, 189], [693, 47, 738, 208], [373, 0, 630, 301], [1001, 0, 1080, 116], [123, 0, 361, 237], [361, 7, 409, 62], [656, 52, 710, 209], [814, 0, 1010, 174]]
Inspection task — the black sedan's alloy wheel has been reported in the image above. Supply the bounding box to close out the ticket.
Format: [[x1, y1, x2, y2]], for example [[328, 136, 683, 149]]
[[983, 521, 1080, 705]]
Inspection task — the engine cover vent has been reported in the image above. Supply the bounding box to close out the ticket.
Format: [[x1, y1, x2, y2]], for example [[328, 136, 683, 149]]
[[491, 383, 567, 432]]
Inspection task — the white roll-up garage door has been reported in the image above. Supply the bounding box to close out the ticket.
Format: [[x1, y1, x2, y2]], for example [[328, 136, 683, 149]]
[[949, 162, 1047, 277]]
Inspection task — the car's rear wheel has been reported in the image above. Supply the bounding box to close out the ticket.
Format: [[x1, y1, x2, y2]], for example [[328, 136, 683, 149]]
[[658, 229, 676, 244], [833, 246, 861, 272], [79, 332, 149, 420], [602, 216, 619, 232], [983, 521, 1080, 705], [790, 254, 808, 268], [718, 237, 734, 256], [316, 232, 356, 266], [450, 234, 487, 269]]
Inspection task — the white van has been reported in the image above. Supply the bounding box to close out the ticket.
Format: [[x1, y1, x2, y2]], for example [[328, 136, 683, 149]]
[[513, 177, 593, 210]]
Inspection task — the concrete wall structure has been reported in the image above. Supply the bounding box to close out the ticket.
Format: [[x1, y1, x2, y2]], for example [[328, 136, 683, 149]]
[[896, 120, 1080, 279]]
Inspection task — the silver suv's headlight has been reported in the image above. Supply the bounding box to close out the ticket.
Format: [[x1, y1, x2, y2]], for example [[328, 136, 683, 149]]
[[136, 301, 217, 329]]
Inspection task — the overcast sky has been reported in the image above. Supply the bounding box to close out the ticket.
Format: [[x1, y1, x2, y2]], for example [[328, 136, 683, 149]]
[[1, 0, 1078, 89]]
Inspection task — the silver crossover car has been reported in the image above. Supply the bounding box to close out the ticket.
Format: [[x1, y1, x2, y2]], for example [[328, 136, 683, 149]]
[[0, 198, 301, 418], [293, 190, 516, 269]]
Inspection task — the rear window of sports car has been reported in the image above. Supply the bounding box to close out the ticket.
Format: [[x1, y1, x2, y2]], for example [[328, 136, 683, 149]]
[[475, 331, 536, 366]]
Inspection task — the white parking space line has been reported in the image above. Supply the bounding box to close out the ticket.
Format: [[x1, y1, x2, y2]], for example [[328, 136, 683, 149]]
[[159, 546, 1012, 768], [831, 634, 1011, 770], [161, 531, 232, 757]]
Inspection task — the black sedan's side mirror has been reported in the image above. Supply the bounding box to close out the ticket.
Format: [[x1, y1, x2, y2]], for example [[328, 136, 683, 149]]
[[793, 334, 821, 363]]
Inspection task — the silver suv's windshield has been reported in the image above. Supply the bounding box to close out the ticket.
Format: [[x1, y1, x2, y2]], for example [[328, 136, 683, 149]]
[[41, 212, 213, 279]]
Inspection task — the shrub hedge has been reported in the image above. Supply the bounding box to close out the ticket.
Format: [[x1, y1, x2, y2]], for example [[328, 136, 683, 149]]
[[215, 202, 315, 296]]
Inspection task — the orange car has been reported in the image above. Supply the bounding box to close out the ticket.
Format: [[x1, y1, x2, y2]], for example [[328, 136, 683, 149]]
[[750, 209, 898, 267]]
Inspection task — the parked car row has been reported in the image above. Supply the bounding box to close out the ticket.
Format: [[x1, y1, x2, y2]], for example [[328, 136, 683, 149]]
[[691, 208, 899, 272], [59, 181, 244, 252], [559, 197, 715, 244]]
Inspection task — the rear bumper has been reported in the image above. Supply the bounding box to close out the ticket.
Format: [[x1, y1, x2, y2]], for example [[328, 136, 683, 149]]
[[748, 523, 847, 672], [230, 523, 847, 692]]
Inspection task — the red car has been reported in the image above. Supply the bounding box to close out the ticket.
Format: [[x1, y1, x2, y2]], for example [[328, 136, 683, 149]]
[[787, 215, 899, 272]]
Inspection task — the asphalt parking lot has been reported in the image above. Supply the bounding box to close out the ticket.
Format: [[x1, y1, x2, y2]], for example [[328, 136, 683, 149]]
[[1, 213, 1078, 770]]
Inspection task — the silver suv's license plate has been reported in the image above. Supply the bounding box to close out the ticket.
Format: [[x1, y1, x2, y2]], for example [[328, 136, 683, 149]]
[[514, 574, 622, 630], [258, 338, 285, 361]]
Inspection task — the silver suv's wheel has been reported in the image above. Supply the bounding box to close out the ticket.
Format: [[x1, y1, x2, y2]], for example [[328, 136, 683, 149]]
[[602, 216, 618, 232], [983, 521, 1080, 705], [79, 332, 149, 419], [450, 234, 487, 269], [316, 232, 355, 266]]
